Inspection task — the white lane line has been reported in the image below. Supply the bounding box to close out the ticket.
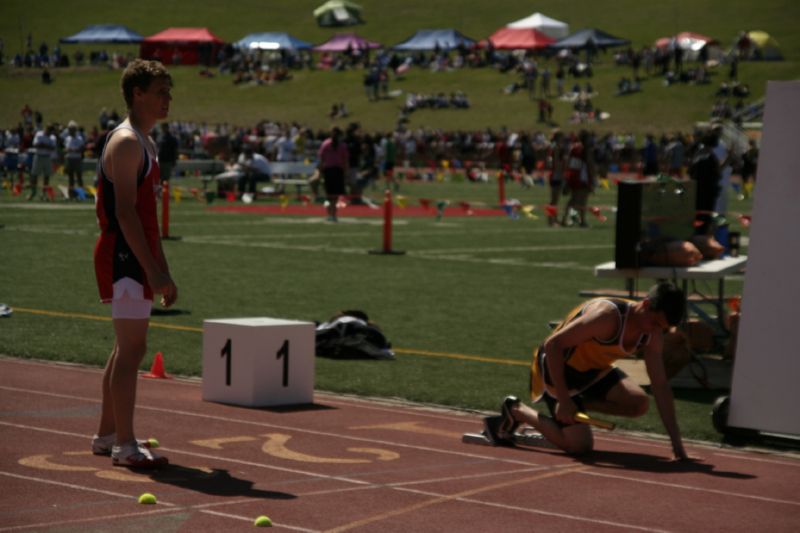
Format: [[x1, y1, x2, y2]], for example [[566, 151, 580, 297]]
[[198, 509, 320, 532], [384, 465, 548, 488], [0, 357, 488, 424], [0, 420, 369, 486], [395, 486, 671, 532], [713, 452, 800, 467], [0, 470, 316, 533], [3, 407, 790, 531], [0, 386, 544, 467], [0, 508, 182, 532], [0, 470, 175, 505], [580, 470, 800, 506], [4, 361, 798, 463]]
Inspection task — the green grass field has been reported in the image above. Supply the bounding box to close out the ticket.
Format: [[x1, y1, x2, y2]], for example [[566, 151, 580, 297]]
[[0, 174, 752, 443], [1, 0, 798, 133]]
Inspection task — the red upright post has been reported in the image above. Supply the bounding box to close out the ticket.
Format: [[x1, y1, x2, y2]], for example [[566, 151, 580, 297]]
[[498, 170, 506, 206], [382, 188, 393, 252], [369, 189, 405, 255]]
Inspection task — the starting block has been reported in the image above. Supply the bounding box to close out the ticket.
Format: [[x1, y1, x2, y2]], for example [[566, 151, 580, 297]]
[[462, 416, 556, 449]]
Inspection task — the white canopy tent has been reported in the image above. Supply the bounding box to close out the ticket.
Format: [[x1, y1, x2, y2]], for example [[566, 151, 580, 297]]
[[506, 12, 569, 40]]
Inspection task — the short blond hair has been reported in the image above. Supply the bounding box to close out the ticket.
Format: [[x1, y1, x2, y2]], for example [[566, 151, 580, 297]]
[[120, 59, 172, 108]]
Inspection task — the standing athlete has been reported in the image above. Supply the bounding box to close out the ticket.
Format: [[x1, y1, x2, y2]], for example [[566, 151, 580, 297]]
[[92, 59, 177, 467], [487, 282, 690, 460]]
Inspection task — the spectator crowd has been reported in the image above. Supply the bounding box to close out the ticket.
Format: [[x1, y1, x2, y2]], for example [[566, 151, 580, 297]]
[[3, 99, 756, 234]]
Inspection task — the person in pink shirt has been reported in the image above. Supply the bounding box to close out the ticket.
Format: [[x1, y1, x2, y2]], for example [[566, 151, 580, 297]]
[[317, 127, 349, 222]]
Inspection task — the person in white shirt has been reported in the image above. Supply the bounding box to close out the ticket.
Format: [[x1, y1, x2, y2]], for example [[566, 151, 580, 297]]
[[275, 134, 295, 162], [29, 124, 57, 200], [237, 145, 271, 196], [63, 120, 85, 198]]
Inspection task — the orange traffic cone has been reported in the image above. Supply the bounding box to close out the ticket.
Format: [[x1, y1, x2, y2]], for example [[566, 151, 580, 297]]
[[142, 352, 171, 379]]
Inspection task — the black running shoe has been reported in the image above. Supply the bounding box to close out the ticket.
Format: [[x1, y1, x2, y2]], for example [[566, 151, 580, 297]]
[[483, 415, 514, 446], [500, 395, 521, 437]]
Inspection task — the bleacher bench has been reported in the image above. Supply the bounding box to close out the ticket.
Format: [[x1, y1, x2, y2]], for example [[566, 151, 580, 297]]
[[205, 161, 317, 195], [81, 158, 226, 176]]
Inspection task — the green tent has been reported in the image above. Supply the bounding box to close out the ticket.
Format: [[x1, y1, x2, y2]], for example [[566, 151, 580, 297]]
[[314, 0, 363, 27]]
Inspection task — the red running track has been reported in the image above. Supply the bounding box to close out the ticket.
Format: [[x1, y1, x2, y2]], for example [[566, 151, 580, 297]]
[[1, 357, 798, 532]]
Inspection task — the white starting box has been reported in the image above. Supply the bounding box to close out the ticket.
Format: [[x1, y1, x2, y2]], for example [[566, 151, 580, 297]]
[[202, 317, 316, 407]]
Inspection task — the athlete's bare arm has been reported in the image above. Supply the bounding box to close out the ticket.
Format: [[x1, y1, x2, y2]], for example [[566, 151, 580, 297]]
[[643, 330, 689, 460]]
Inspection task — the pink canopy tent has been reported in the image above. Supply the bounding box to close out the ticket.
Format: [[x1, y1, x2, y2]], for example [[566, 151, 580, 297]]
[[313, 32, 381, 52], [140, 27, 224, 65], [655, 31, 721, 61], [655, 31, 718, 50], [488, 27, 555, 50]]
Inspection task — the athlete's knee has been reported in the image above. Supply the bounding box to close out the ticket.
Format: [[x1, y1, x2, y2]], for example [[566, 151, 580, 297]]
[[116, 338, 148, 363]]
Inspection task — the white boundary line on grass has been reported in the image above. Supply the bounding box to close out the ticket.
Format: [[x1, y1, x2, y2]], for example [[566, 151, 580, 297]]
[[178, 235, 596, 270], [411, 244, 613, 254]]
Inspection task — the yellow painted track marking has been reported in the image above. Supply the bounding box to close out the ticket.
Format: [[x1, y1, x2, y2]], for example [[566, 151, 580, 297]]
[[262, 433, 397, 464], [191, 436, 257, 449], [393, 347, 528, 366], [95, 469, 153, 482], [346, 448, 400, 461], [19, 454, 97, 472], [350, 421, 464, 440]]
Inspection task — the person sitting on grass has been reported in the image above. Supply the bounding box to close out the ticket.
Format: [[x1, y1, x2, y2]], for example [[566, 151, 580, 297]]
[[486, 282, 691, 461]]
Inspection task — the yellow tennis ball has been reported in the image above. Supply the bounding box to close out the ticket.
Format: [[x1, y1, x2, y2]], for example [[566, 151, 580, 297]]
[[147, 437, 160, 448], [138, 493, 157, 505], [254, 515, 272, 527]]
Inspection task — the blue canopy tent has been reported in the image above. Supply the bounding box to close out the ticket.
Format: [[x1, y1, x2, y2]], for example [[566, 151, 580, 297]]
[[549, 28, 630, 51], [393, 29, 476, 51], [235, 32, 312, 51], [60, 24, 144, 44]]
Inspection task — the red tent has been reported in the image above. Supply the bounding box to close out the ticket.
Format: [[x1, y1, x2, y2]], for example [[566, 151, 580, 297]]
[[140, 27, 224, 65], [488, 27, 554, 50]]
